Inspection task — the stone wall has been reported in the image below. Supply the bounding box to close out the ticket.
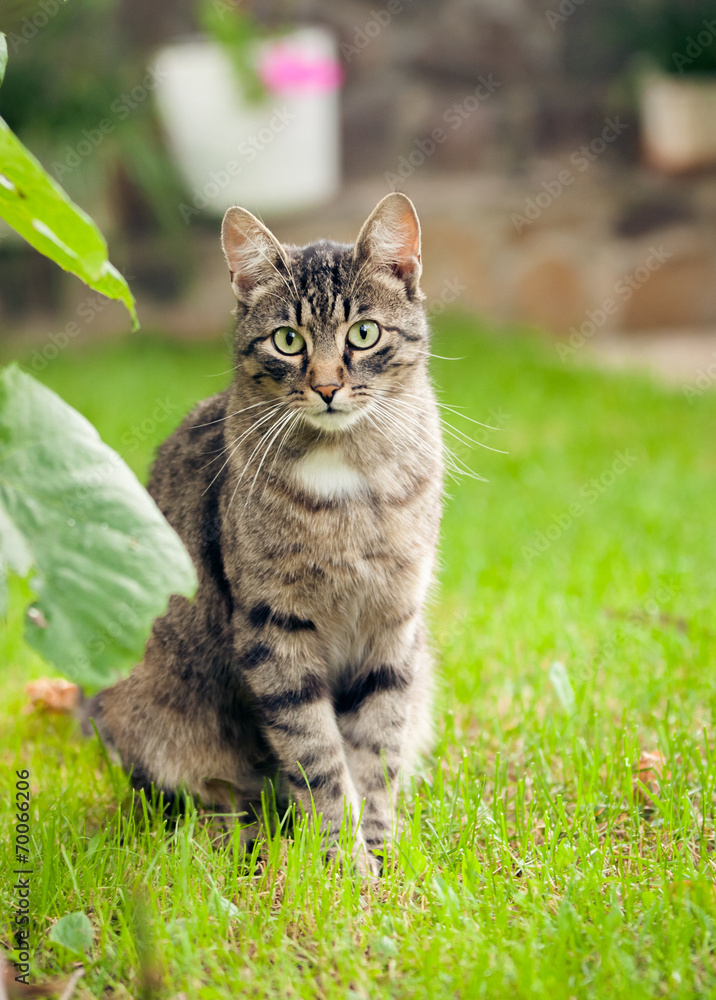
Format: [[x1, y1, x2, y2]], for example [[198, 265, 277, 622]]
[[9, 166, 716, 360], [4, 0, 716, 348], [276, 168, 716, 341], [110, 0, 639, 177], [296, 0, 637, 178]]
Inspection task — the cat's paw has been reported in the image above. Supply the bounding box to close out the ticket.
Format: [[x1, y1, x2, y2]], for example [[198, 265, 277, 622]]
[[355, 844, 382, 878], [325, 842, 381, 877], [361, 816, 395, 853]]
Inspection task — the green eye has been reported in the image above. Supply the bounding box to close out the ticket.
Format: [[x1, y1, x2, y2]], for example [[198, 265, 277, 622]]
[[272, 327, 305, 355], [347, 319, 381, 350]]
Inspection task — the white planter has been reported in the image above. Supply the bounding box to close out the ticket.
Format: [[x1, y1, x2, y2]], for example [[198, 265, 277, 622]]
[[640, 72, 716, 173], [154, 27, 341, 218]]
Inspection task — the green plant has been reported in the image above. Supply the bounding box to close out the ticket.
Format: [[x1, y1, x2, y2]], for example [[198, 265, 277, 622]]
[[197, 0, 267, 102], [1, 0, 188, 242], [0, 33, 196, 686], [634, 0, 716, 74], [0, 34, 135, 319], [611, 0, 716, 76]]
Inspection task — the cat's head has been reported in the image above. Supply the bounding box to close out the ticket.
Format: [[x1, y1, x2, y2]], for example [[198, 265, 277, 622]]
[[221, 193, 427, 432]]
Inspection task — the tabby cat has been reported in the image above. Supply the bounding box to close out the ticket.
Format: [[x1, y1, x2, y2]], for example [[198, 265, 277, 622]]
[[85, 192, 443, 874]]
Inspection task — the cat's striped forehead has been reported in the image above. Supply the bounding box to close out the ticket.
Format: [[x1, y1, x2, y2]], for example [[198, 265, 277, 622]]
[[245, 237, 417, 344], [285, 240, 355, 330]]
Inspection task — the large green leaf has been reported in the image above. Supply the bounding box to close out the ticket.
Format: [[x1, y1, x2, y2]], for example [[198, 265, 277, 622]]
[[0, 32, 7, 88], [0, 365, 196, 688], [0, 33, 136, 326]]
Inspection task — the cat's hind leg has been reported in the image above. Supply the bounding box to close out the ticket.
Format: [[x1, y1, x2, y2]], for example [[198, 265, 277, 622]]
[[80, 662, 264, 840]]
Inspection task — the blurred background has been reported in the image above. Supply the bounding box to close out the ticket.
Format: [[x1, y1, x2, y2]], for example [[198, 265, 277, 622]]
[[2, 0, 716, 379]]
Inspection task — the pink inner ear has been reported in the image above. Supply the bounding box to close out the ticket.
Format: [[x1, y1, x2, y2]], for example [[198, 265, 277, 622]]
[[222, 214, 283, 295], [223, 225, 251, 273], [369, 201, 421, 281], [394, 203, 421, 262]]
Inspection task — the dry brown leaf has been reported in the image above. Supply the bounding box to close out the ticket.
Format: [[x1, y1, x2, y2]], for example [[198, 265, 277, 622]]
[[634, 749, 667, 803], [24, 679, 81, 715]]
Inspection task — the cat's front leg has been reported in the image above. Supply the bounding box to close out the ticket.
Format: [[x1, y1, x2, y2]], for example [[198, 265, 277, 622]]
[[336, 631, 433, 860], [235, 627, 378, 875]]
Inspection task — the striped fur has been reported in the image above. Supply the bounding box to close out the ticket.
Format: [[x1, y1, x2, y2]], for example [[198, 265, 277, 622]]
[[85, 194, 443, 874]]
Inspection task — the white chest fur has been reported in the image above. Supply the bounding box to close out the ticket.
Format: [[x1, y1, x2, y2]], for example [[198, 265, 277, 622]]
[[292, 447, 369, 500]]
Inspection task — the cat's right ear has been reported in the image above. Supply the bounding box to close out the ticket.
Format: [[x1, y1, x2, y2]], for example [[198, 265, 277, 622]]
[[221, 207, 289, 301], [353, 192, 422, 295]]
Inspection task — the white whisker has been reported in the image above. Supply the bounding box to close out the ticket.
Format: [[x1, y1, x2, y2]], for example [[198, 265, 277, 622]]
[[202, 402, 288, 490], [246, 410, 297, 507], [199, 399, 287, 470], [368, 395, 486, 482], [252, 211, 301, 301], [367, 399, 439, 462], [348, 254, 378, 302], [193, 396, 283, 429], [227, 411, 289, 512], [412, 350, 467, 361], [395, 389, 504, 432], [387, 396, 508, 454], [262, 411, 304, 500]]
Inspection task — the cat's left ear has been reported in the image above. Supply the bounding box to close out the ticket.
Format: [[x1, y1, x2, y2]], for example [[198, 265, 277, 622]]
[[353, 192, 422, 294], [221, 205, 290, 302]]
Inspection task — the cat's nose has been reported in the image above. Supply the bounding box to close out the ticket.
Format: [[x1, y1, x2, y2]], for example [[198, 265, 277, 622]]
[[312, 384, 341, 404]]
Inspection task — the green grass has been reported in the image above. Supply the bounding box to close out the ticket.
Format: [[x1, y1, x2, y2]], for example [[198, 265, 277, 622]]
[[2, 316, 716, 998]]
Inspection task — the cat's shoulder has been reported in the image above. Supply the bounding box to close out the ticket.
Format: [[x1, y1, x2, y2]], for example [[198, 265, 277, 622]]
[[180, 390, 231, 436], [148, 390, 230, 498]]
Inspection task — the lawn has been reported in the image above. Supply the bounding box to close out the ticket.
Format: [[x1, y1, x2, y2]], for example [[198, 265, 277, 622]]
[[2, 315, 716, 999]]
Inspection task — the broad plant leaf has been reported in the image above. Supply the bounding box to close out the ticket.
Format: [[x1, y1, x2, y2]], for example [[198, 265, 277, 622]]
[[0, 33, 137, 326], [0, 365, 196, 688], [48, 912, 94, 958], [0, 32, 7, 87]]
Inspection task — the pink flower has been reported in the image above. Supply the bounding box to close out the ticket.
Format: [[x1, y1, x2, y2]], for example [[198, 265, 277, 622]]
[[258, 43, 343, 93]]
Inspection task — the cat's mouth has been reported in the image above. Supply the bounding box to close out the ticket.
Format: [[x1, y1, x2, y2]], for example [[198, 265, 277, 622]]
[[302, 405, 362, 432]]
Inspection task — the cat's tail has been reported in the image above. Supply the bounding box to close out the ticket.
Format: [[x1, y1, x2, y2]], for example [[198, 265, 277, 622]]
[[76, 688, 122, 761]]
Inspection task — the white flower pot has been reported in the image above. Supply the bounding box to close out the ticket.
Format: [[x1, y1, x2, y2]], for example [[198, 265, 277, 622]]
[[640, 72, 716, 173], [153, 27, 341, 218]]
